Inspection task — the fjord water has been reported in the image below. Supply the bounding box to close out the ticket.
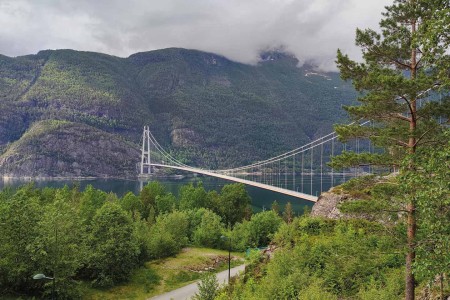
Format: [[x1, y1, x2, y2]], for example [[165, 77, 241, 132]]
[[0, 174, 349, 214]]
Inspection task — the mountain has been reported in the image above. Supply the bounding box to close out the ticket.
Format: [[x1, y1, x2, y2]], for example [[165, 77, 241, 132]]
[[0, 48, 357, 177]]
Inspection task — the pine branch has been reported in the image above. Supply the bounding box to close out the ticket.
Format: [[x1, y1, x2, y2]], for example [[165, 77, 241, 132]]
[[393, 113, 412, 122], [413, 128, 435, 147], [371, 45, 412, 69], [370, 134, 409, 147], [399, 95, 415, 116], [414, 139, 444, 147]]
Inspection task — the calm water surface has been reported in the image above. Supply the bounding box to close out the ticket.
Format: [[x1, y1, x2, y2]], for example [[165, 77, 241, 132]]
[[0, 174, 350, 215]]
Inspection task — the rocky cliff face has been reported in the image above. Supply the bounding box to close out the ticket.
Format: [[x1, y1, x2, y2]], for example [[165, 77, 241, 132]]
[[310, 191, 351, 219], [0, 120, 139, 178]]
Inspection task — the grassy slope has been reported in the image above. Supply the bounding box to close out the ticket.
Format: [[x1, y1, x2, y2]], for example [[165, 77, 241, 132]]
[[82, 247, 245, 300]]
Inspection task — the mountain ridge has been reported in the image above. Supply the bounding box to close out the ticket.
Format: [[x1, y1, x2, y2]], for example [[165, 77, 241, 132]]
[[0, 47, 357, 177]]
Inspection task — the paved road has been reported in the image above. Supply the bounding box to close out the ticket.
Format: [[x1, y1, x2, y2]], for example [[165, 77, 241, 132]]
[[149, 264, 246, 300]]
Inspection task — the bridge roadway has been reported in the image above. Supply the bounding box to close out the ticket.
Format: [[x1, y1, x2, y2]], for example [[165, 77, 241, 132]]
[[150, 163, 318, 202]]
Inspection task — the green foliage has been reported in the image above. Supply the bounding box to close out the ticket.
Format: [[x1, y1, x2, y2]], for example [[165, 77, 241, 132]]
[[0, 184, 86, 298], [270, 200, 280, 215], [133, 218, 153, 263], [329, 151, 395, 170], [229, 221, 253, 252], [247, 210, 283, 247], [147, 210, 190, 259], [230, 216, 405, 299], [179, 182, 209, 210], [215, 183, 252, 226], [0, 182, 252, 298], [192, 209, 225, 248], [155, 193, 177, 215], [146, 230, 179, 259], [192, 272, 219, 300], [333, 0, 449, 167], [139, 181, 165, 220], [80, 184, 108, 226], [120, 191, 142, 220], [334, 3, 450, 296], [402, 133, 450, 282], [87, 202, 140, 287], [357, 269, 404, 300], [282, 201, 294, 224], [30, 190, 86, 299], [339, 175, 378, 194], [297, 279, 338, 300], [230, 210, 283, 251], [0, 185, 44, 293]]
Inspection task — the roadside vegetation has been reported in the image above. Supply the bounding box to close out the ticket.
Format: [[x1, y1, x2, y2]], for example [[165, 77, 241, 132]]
[[217, 133, 449, 299], [217, 0, 450, 298], [82, 247, 244, 300], [0, 181, 284, 299]]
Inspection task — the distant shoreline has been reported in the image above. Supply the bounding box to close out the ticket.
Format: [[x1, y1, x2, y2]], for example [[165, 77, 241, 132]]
[[0, 174, 187, 181]]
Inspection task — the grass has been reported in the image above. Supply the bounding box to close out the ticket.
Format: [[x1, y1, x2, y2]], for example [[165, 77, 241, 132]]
[[82, 247, 245, 300]]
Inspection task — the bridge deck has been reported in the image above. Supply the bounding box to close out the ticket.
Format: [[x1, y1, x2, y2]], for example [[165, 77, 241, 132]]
[[150, 164, 318, 202]]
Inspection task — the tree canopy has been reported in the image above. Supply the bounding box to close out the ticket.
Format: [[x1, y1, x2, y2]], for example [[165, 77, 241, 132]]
[[333, 1, 450, 298]]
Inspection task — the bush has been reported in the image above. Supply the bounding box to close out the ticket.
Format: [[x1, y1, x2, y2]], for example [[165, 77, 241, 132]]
[[147, 230, 179, 259], [147, 210, 189, 258], [192, 209, 225, 248], [247, 210, 283, 247], [87, 202, 140, 287], [193, 273, 219, 300]]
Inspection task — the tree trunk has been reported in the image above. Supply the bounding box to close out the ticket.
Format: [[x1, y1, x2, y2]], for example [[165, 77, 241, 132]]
[[405, 8, 417, 300], [405, 201, 416, 300]]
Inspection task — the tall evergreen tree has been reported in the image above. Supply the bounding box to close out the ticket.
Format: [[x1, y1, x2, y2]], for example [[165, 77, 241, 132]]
[[333, 0, 449, 299]]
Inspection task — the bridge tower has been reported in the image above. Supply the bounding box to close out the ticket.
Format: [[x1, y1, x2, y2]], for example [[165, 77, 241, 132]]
[[140, 126, 152, 176]]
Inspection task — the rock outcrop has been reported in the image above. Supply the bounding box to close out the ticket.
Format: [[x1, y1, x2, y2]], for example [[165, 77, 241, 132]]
[[310, 191, 352, 219], [0, 120, 139, 178]]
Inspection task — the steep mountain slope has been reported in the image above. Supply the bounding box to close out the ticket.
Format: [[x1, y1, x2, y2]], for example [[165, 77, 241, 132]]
[[0, 120, 139, 177], [0, 48, 356, 177]]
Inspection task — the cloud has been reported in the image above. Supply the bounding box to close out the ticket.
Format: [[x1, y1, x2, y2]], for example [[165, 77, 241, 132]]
[[0, 0, 391, 71]]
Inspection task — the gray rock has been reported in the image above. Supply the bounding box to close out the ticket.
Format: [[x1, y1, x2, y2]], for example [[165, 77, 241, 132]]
[[311, 191, 351, 219], [0, 120, 140, 178]]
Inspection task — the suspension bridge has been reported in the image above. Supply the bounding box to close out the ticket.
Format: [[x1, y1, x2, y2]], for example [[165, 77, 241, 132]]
[[138, 83, 446, 202], [139, 122, 375, 202]]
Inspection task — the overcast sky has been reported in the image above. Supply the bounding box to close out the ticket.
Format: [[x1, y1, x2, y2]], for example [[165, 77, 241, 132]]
[[0, 0, 392, 71]]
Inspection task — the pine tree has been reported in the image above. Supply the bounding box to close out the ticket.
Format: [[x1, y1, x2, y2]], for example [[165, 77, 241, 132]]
[[271, 200, 280, 215], [283, 202, 294, 224], [333, 1, 449, 299]]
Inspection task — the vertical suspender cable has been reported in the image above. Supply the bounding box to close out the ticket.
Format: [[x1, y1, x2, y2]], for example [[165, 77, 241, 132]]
[[331, 136, 334, 186], [301, 151, 304, 193], [293, 155, 295, 191], [310, 147, 313, 195], [278, 160, 281, 187], [320, 142, 323, 193], [263, 165, 266, 185], [284, 159, 287, 188]]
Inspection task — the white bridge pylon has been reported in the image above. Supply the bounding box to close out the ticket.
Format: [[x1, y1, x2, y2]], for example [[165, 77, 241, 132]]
[[139, 122, 373, 203]]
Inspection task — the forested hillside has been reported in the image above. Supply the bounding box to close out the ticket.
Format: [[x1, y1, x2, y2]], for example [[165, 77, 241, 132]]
[[0, 48, 356, 177]]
